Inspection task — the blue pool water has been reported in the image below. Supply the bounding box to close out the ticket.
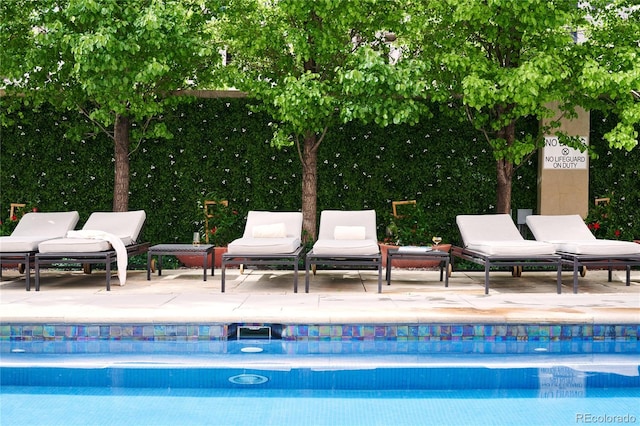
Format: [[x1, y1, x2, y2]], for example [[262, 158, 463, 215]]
[[1, 340, 639, 426], [3, 387, 639, 426]]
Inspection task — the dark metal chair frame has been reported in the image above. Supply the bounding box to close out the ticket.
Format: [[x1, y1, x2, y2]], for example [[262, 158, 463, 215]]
[[451, 246, 563, 294], [305, 251, 382, 293], [34, 242, 149, 291], [221, 246, 304, 293], [0, 252, 35, 291], [558, 252, 640, 294]]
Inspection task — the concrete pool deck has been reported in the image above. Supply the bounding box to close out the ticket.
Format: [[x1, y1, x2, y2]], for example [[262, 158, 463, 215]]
[[1, 266, 638, 325]]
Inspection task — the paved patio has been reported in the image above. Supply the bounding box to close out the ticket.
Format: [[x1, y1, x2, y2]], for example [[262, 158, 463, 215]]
[[1, 265, 638, 325]]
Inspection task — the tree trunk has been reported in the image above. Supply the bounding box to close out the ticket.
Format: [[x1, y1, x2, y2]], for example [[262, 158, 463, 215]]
[[495, 158, 513, 214], [113, 114, 130, 212], [495, 121, 516, 214], [301, 132, 319, 242], [299, 33, 320, 242]]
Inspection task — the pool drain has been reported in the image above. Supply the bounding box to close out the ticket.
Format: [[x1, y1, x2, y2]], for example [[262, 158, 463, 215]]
[[237, 325, 272, 340], [228, 374, 269, 385]]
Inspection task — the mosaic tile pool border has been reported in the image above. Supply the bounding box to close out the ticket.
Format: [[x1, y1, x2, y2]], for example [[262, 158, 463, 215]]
[[1, 323, 638, 342]]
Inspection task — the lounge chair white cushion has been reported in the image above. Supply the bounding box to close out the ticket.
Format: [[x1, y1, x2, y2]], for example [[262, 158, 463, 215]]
[[38, 210, 146, 253], [312, 238, 380, 256], [526, 214, 640, 255], [0, 211, 80, 252], [458, 214, 526, 242], [457, 214, 556, 256], [552, 240, 640, 255], [312, 210, 380, 256], [83, 211, 146, 243], [334, 226, 366, 240], [526, 214, 595, 241], [466, 240, 557, 256], [241, 211, 302, 238], [228, 237, 300, 255], [227, 211, 302, 255], [252, 223, 287, 238], [0, 237, 49, 253], [40, 238, 113, 253], [317, 210, 378, 240]]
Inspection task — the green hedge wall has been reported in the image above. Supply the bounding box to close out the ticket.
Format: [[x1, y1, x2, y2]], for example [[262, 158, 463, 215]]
[[588, 111, 640, 240], [1, 98, 637, 247]]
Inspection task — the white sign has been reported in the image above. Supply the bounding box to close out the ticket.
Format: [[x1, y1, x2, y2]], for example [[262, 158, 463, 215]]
[[543, 136, 588, 170]]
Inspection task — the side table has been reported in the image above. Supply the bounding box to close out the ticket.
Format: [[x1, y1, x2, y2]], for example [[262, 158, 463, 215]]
[[147, 244, 214, 281], [385, 246, 451, 287]]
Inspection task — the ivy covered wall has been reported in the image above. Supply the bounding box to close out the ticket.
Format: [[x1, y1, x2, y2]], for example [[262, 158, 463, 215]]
[[1, 99, 637, 246], [587, 111, 640, 240]]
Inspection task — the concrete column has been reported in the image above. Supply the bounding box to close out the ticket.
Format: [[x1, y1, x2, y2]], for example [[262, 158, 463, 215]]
[[537, 102, 590, 217]]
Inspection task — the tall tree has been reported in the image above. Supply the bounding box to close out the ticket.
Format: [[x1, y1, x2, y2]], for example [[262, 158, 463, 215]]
[[575, 0, 640, 150], [217, 0, 425, 240], [398, 0, 639, 214], [1, 0, 220, 211]]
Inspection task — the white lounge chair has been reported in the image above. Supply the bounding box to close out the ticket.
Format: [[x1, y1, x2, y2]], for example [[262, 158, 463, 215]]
[[0, 211, 80, 290], [221, 211, 304, 292], [526, 214, 640, 293], [305, 210, 382, 293], [453, 214, 562, 294], [35, 211, 148, 291]]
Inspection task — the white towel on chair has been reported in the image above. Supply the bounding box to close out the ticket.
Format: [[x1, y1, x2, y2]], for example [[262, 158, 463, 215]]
[[66, 230, 128, 286]]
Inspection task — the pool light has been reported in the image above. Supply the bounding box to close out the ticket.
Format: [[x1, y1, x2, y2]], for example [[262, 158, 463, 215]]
[[228, 374, 269, 385]]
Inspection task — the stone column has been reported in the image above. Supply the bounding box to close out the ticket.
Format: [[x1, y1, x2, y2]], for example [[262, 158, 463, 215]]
[[537, 102, 590, 217]]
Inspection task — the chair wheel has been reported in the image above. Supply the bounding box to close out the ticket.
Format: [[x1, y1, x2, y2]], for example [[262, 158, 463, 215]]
[[580, 266, 587, 277], [18, 264, 25, 274]]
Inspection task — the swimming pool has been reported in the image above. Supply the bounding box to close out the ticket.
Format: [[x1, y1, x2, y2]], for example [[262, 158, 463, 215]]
[[2, 339, 639, 426]]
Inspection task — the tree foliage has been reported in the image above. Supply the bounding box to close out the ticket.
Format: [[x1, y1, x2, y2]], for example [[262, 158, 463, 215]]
[[2, 0, 637, 229], [1, 0, 221, 210], [216, 0, 427, 239], [217, 0, 638, 223], [395, 0, 639, 213], [575, 0, 640, 150]]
